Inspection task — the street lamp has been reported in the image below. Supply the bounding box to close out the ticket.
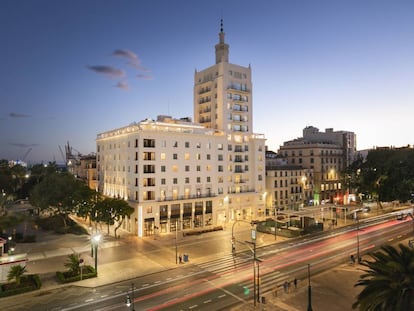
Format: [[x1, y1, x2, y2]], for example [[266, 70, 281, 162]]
[[92, 233, 101, 275], [356, 216, 361, 263], [125, 282, 135, 310], [274, 206, 278, 240], [307, 264, 313, 311]]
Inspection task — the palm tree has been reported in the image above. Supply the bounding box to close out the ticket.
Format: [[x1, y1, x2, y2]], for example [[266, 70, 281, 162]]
[[64, 253, 80, 276], [352, 243, 414, 310], [7, 265, 27, 285]]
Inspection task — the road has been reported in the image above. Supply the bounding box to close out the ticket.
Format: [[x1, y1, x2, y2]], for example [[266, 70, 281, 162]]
[[8, 216, 411, 311]]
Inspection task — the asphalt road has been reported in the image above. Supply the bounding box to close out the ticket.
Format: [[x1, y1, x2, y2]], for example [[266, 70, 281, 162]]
[[11, 217, 411, 311]]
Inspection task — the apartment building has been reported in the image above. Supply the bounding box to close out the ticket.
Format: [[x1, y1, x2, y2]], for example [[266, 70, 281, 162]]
[[278, 126, 356, 204], [96, 22, 266, 238], [265, 150, 314, 215]]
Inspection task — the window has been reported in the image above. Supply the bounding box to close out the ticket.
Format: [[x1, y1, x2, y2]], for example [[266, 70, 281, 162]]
[[206, 154, 211, 160], [173, 178, 178, 184], [196, 153, 201, 160], [197, 177, 201, 183], [207, 176, 211, 182], [143, 139, 155, 148], [173, 153, 178, 160], [185, 153, 190, 160], [172, 165, 178, 172], [218, 154, 223, 161], [161, 165, 166, 172], [185, 177, 190, 183], [197, 165, 201, 172], [218, 165, 223, 172], [160, 153, 166, 160], [161, 178, 166, 185], [218, 143, 223, 150], [143, 165, 155, 173], [185, 142, 190, 148], [185, 165, 190, 172]]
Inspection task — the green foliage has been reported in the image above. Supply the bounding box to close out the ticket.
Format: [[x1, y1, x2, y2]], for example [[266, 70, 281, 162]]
[[352, 243, 414, 310], [30, 171, 96, 228], [7, 265, 27, 285], [56, 265, 96, 283], [350, 148, 414, 202], [0, 274, 41, 297], [64, 253, 81, 275], [94, 197, 134, 237]]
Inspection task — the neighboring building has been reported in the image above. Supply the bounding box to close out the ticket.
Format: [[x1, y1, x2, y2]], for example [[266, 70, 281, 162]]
[[279, 126, 356, 205], [96, 22, 266, 238], [265, 149, 314, 215], [73, 154, 97, 191]]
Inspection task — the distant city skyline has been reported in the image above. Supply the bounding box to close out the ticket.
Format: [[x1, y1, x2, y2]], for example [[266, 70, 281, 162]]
[[1, 0, 413, 164]]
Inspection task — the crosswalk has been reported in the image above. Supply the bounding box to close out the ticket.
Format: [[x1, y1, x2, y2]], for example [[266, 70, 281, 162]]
[[195, 252, 291, 297]]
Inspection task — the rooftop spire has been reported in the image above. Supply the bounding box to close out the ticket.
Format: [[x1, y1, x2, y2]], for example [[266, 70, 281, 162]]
[[215, 19, 229, 63]]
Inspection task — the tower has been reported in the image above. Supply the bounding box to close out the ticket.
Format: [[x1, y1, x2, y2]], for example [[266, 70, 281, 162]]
[[194, 20, 253, 135]]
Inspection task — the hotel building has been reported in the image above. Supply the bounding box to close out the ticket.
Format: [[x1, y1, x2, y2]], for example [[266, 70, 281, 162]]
[[96, 22, 266, 238]]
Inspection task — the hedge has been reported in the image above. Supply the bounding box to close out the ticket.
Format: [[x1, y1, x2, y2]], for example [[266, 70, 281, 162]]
[[56, 265, 96, 283], [0, 274, 41, 298]]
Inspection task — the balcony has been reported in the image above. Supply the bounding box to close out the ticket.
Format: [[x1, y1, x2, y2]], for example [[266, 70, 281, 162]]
[[157, 192, 217, 202]]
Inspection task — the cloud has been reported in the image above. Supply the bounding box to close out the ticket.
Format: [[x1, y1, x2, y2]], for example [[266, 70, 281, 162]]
[[112, 49, 139, 62], [115, 81, 129, 90], [10, 112, 30, 118], [87, 65, 125, 78], [137, 74, 153, 80], [113, 49, 150, 72]]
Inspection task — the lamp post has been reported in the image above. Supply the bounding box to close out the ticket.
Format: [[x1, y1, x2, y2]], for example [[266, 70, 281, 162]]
[[245, 227, 257, 307], [356, 216, 361, 263], [175, 219, 178, 264], [125, 282, 135, 311], [307, 264, 313, 311], [274, 206, 278, 240], [92, 233, 101, 275]]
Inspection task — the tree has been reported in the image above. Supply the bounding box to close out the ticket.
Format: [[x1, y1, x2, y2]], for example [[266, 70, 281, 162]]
[[350, 148, 414, 204], [95, 197, 134, 238], [64, 253, 80, 276], [352, 243, 414, 311], [7, 265, 27, 285], [30, 171, 95, 228]]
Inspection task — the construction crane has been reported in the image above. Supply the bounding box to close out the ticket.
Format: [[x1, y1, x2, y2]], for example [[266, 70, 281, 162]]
[[58, 145, 66, 165], [21, 148, 32, 162]]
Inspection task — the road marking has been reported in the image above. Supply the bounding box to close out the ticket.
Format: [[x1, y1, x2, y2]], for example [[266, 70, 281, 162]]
[[218, 294, 226, 298], [100, 294, 108, 298], [154, 280, 161, 284], [203, 299, 212, 304], [142, 283, 150, 287], [189, 305, 198, 309], [85, 299, 93, 302]]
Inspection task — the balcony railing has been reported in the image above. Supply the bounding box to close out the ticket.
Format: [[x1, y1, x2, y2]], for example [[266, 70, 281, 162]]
[[156, 192, 217, 202]]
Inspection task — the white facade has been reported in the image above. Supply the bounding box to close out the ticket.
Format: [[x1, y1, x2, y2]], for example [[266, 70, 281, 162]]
[[97, 23, 266, 238]]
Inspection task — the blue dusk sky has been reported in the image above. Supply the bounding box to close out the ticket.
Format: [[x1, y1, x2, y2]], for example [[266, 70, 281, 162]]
[[1, 0, 413, 164]]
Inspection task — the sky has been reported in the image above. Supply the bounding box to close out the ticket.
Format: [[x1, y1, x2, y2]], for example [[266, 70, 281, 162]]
[[1, 0, 414, 164]]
